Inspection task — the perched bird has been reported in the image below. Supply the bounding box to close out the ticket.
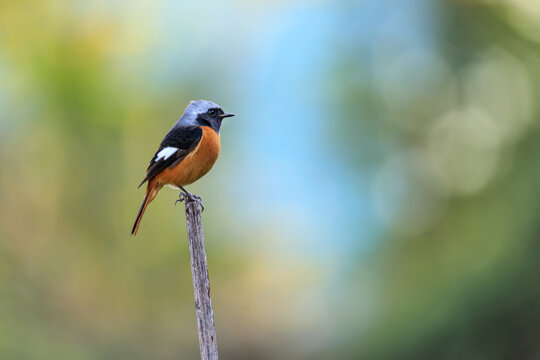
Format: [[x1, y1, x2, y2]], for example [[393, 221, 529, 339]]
[[131, 100, 234, 235]]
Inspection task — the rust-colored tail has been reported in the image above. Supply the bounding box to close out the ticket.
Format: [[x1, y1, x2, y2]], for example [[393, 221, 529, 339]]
[[131, 181, 160, 236]]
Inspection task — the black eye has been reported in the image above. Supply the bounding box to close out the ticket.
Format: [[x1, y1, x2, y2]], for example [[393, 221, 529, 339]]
[[208, 109, 217, 117]]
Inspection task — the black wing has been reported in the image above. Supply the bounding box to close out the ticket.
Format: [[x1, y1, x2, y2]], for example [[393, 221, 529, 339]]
[[138, 126, 203, 188]]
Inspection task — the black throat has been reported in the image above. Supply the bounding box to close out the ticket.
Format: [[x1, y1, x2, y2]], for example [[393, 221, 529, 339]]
[[196, 114, 221, 133]]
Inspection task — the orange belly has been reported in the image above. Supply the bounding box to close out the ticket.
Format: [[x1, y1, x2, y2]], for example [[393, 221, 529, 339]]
[[155, 126, 221, 187]]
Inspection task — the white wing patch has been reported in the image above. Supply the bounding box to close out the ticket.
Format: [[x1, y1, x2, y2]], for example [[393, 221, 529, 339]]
[[155, 147, 178, 162]]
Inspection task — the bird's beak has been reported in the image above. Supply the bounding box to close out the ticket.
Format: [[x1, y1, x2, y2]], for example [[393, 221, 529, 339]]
[[219, 113, 235, 118]]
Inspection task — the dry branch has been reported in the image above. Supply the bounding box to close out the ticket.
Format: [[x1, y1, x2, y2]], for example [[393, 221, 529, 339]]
[[183, 198, 219, 360]]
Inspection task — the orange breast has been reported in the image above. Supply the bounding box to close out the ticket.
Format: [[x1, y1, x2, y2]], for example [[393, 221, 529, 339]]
[[156, 126, 221, 187]]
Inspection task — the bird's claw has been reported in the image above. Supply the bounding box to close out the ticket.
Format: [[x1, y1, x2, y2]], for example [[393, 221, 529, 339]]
[[175, 189, 204, 212], [175, 193, 186, 206]]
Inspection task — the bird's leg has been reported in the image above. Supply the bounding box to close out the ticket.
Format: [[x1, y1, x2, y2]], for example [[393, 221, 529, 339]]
[[175, 186, 204, 212]]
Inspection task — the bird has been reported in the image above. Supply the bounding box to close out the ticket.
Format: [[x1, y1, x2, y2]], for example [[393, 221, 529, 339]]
[[131, 100, 234, 236]]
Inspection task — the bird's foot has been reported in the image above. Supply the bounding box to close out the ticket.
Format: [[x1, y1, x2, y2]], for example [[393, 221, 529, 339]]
[[175, 187, 204, 212]]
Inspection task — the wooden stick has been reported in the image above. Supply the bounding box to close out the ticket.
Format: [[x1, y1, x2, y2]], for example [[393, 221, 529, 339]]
[[184, 198, 219, 360]]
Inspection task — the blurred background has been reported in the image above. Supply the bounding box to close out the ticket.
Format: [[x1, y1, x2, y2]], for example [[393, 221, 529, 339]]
[[1, 0, 540, 359]]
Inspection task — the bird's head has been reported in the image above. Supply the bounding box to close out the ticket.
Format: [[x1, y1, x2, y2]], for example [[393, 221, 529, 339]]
[[177, 100, 234, 133]]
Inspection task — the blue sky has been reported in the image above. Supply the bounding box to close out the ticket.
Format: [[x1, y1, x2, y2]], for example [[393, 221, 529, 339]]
[[123, 0, 435, 259]]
